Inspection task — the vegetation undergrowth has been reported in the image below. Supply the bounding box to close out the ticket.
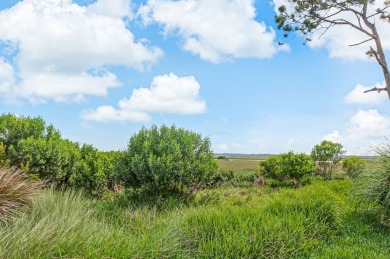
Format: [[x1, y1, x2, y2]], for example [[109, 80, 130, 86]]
[[0, 179, 388, 258]]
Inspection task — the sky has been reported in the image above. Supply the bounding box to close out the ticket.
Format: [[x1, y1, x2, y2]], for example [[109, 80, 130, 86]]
[[0, 0, 389, 155]]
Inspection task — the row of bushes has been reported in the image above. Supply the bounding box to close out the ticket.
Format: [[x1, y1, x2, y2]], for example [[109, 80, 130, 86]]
[[0, 114, 218, 200], [259, 141, 367, 187]]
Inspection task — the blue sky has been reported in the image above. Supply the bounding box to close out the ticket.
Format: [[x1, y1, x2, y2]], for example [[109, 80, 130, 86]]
[[0, 0, 389, 154]]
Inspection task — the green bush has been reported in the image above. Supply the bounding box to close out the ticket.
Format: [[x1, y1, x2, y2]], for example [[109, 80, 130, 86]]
[[117, 125, 218, 198], [70, 145, 121, 198], [260, 152, 314, 187], [0, 113, 60, 152], [342, 156, 366, 178], [0, 142, 10, 169], [311, 140, 345, 180], [8, 137, 81, 186]]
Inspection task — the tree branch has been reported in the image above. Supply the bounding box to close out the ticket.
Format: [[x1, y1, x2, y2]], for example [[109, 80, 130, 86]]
[[369, 46, 388, 71], [364, 86, 388, 93], [349, 37, 374, 47]]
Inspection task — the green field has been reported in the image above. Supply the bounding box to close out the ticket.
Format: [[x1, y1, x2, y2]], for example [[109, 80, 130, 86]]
[[216, 157, 262, 171]]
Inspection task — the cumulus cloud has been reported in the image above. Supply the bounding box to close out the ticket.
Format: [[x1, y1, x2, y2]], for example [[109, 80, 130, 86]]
[[348, 109, 390, 140], [82, 73, 206, 122], [139, 0, 280, 63], [0, 58, 15, 95], [273, 0, 390, 60], [323, 130, 341, 143], [344, 82, 388, 104], [323, 109, 390, 154], [0, 0, 162, 102]]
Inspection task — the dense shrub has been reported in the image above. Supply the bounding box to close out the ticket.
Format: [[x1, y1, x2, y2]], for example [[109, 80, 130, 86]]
[[117, 125, 218, 198], [0, 142, 10, 169], [70, 145, 121, 198], [0, 167, 40, 219], [0, 113, 59, 151], [342, 156, 366, 179], [311, 140, 345, 180], [8, 137, 81, 186], [260, 152, 314, 187]]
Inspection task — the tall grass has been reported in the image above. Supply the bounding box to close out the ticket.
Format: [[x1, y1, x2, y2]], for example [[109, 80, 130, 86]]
[[183, 180, 389, 258], [0, 167, 40, 219], [0, 188, 187, 258], [0, 179, 388, 258]]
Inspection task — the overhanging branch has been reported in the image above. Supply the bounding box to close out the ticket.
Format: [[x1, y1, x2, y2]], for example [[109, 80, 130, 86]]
[[363, 86, 388, 93]]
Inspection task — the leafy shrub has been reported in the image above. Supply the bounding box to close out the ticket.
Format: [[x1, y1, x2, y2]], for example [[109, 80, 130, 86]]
[[0, 142, 10, 169], [117, 125, 218, 198], [0, 167, 40, 219], [311, 140, 345, 180], [260, 152, 315, 187], [0, 113, 60, 153], [8, 137, 81, 186], [70, 145, 121, 198], [342, 156, 366, 178]]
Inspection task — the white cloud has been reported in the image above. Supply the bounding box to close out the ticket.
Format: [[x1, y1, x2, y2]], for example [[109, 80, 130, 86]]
[[348, 109, 390, 140], [0, 0, 162, 102], [323, 109, 390, 154], [87, 0, 133, 18], [323, 130, 341, 143], [82, 73, 206, 122], [0, 58, 15, 94], [344, 82, 388, 104], [273, 0, 390, 60], [139, 0, 280, 63]]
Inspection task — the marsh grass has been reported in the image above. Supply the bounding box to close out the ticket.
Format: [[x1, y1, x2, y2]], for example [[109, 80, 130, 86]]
[[0, 188, 187, 258], [0, 179, 388, 258]]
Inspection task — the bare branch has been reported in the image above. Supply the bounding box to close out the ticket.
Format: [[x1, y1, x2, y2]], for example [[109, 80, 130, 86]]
[[367, 6, 390, 19], [349, 37, 374, 47], [364, 86, 388, 93]]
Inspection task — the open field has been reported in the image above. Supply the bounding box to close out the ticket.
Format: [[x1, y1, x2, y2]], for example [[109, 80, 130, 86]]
[[217, 156, 381, 173], [216, 158, 262, 171]]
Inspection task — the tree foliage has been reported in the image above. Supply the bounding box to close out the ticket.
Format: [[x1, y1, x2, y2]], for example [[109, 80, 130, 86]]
[[275, 0, 390, 98], [0, 114, 60, 150], [311, 140, 345, 179], [342, 156, 366, 178], [117, 125, 218, 198], [260, 151, 315, 186]]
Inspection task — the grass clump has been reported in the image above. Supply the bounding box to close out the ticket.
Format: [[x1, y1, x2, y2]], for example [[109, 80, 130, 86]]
[[0, 167, 40, 219], [184, 181, 347, 258], [353, 146, 390, 224], [0, 188, 187, 258]]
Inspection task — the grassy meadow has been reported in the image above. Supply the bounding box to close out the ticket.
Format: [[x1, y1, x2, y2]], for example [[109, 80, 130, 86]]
[[1, 166, 389, 258], [216, 157, 262, 171]]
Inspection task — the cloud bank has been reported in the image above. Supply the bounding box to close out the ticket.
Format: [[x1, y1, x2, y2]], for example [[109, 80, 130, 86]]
[[0, 0, 162, 103], [139, 0, 281, 63], [82, 73, 206, 122]]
